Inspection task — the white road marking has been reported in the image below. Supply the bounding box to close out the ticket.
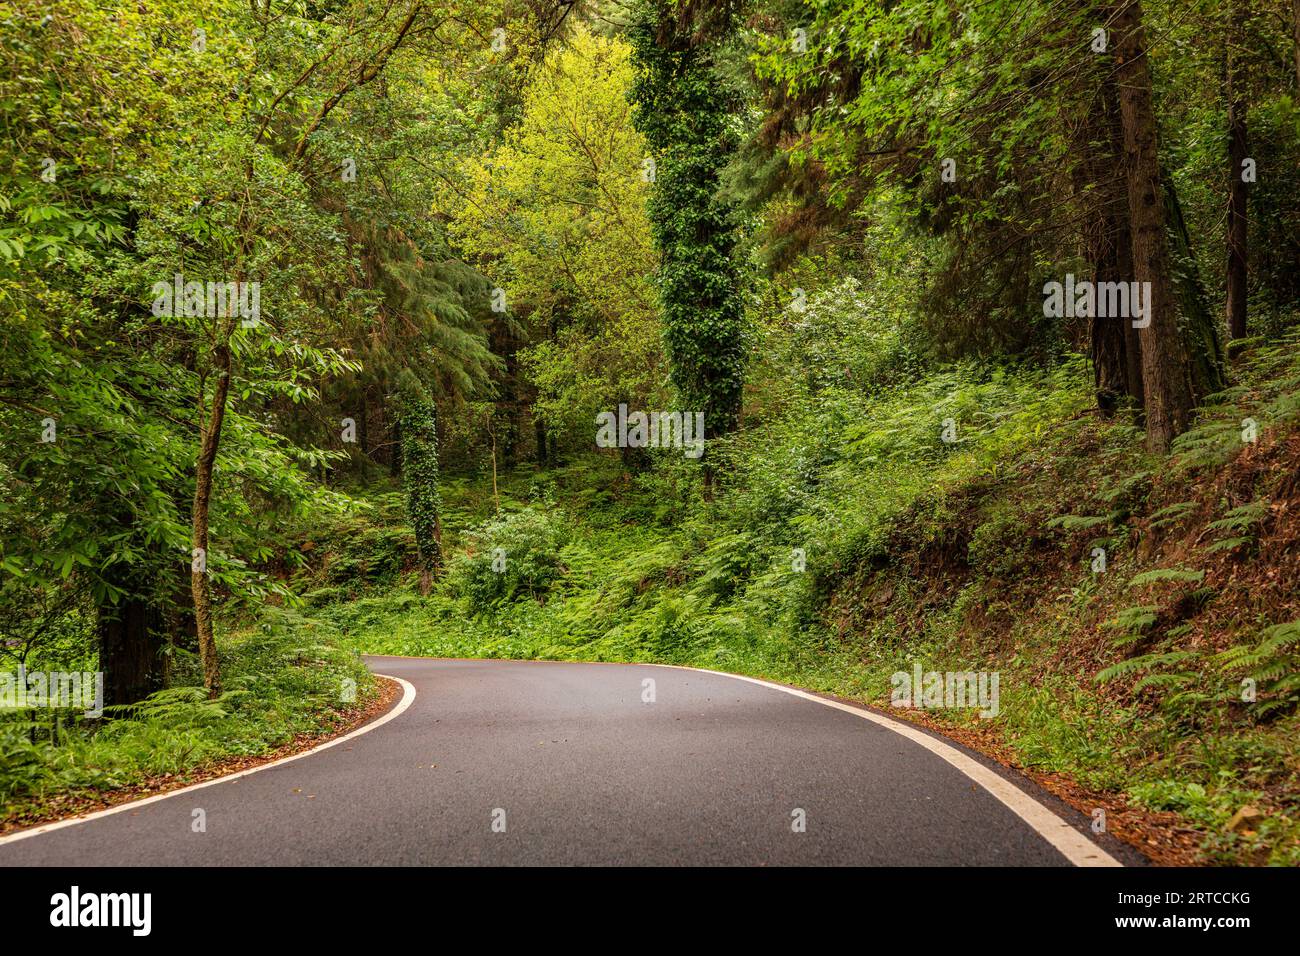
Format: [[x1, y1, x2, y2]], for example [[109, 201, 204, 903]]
[[653, 664, 1123, 867], [0, 675, 416, 847], [3, 658, 1124, 866]]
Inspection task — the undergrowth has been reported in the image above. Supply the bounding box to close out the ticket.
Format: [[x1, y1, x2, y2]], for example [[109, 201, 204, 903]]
[[0, 609, 374, 824]]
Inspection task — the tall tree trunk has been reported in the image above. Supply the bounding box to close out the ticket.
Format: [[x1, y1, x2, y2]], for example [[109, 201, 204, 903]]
[[629, 0, 746, 500], [363, 383, 393, 471], [163, 560, 198, 686], [1078, 69, 1139, 412], [1293, 0, 1300, 92], [1109, 68, 1146, 414], [97, 573, 164, 709], [1114, 0, 1196, 452], [191, 333, 232, 699], [1165, 175, 1226, 398], [1226, 5, 1249, 340], [535, 417, 549, 467], [394, 371, 443, 596]]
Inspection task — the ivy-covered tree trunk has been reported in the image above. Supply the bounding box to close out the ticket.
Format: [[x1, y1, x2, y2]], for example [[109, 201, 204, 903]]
[[394, 370, 443, 595], [629, 0, 746, 498]]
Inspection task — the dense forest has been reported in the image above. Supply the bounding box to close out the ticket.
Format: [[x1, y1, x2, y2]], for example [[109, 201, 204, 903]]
[[2, 0, 1300, 865]]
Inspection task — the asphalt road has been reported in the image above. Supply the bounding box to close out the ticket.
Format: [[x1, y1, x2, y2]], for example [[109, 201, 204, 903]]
[[0, 657, 1136, 866]]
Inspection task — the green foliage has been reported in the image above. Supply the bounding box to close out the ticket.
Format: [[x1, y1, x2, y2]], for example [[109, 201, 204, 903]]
[[1096, 650, 1199, 687], [1128, 568, 1205, 588], [1216, 621, 1300, 719], [1046, 515, 1110, 532], [1207, 500, 1268, 536], [442, 24, 662, 449], [445, 507, 568, 607], [0, 610, 372, 816], [316, 326, 1300, 863], [395, 371, 442, 577], [1201, 499, 1268, 555], [629, 0, 748, 441], [1104, 605, 1160, 645], [967, 506, 1034, 579], [7, 0, 1300, 868], [1149, 501, 1198, 529]]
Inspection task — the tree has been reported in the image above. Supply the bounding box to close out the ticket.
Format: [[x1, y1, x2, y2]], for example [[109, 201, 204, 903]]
[[1226, 0, 1250, 340], [1075, 68, 1143, 414], [395, 370, 443, 595], [2, 0, 360, 702], [629, 0, 748, 495], [1113, 0, 1198, 451], [443, 24, 660, 458]]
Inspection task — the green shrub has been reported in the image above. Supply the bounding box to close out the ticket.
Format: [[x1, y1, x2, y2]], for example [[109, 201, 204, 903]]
[[0, 609, 372, 818], [445, 507, 568, 608]]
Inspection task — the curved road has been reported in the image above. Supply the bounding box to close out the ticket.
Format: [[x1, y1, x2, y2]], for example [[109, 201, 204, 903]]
[[0, 657, 1137, 866]]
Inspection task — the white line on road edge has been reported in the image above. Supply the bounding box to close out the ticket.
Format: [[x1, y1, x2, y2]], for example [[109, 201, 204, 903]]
[[364, 655, 1123, 865], [655, 664, 1124, 868], [0, 674, 417, 848]]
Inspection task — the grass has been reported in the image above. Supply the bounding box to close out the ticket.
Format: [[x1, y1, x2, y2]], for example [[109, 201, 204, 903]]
[[0, 606, 376, 826]]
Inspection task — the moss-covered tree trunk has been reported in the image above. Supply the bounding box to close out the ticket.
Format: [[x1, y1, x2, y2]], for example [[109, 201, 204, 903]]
[[394, 370, 443, 595], [1165, 173, 1226, 400], [1077, 68, 1141, 414], [629, 0, 746, 498], [191, 332, 232, 699]]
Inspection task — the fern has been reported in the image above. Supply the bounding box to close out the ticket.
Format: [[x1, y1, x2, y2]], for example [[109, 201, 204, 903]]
[[1096, 470, 1150, 505], [1213, 621, 1300, 718], [1256, 621, 1300, 655], [1132, 671, 1195, 694], [1203, 536, 1252, 554], [1128, 568, 1204, 588], [1206, 500, 1267, 535], [1096, 650, 1198, 684], [1198, 384, 1252, 407], [1104, 604, 1159, 645], [1047, 514, 1110, 531], [102, 686, 241, 724], [1171, 421, 1245, 470], [1201, 501, 1268, 556], [1268, 391, 1300, 420], [1148, 501, 1196, 529]]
